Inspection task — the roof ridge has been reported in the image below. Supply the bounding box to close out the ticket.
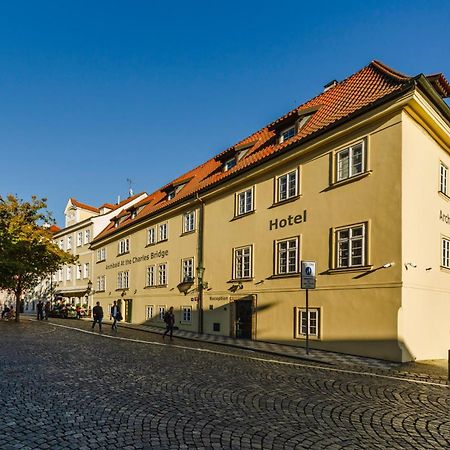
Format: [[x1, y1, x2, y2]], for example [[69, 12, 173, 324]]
[[370, 59, 411, 82]]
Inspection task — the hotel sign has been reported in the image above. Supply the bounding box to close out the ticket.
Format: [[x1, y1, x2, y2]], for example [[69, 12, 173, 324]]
[[269, 210, 307, 230], [106, 250, 168, 269], [440, 210, 450, 224]]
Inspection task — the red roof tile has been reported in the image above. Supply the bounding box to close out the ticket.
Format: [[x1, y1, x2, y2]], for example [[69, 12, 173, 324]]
[[93, 60, 447, 243], [70, 198, 100, 213]]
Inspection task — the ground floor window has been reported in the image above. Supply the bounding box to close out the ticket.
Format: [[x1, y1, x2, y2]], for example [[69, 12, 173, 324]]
[[181, 306, 192, 323], [158, 305, 166, 321], [296, 308, 320, 338], [145, 305, 154, 320]]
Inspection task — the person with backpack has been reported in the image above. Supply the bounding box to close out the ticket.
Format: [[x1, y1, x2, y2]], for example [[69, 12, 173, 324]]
[[162, 306, 175, 340]]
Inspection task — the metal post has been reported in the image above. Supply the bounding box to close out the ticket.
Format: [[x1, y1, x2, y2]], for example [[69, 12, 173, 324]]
[[306, 288, 309, 355], [448, 349, 450, 383]]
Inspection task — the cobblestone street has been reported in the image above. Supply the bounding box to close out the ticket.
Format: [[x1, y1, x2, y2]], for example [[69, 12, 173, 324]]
[[0, 320, 449, 450]]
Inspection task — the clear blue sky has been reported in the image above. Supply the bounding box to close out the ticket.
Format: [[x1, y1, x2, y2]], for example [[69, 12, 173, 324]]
[[1, 0, 449, 226]]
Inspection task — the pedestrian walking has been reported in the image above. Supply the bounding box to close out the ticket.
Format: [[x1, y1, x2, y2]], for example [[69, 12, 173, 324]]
[[162, 306, 175, 340], [44, 302, 50, 320], [76, 305, 81, 319], [110, 300, 121, 331], [36, 301, 44, 320], [91, 301, 103, 332]]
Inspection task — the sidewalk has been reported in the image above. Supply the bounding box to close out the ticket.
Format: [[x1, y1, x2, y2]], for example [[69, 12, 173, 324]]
[[107, 320, 448, 382]]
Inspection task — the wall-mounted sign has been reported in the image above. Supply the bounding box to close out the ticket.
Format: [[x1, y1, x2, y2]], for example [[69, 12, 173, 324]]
[[301, 260, 316, 289], [106, 250, 169, 269], [440, 210, 450, 224], [269, 210, 307, 231], [209, 296, 230, 301]]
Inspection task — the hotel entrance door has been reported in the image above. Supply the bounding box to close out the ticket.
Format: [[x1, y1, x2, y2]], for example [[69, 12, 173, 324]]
[[124, 299, 132, 323], [235, 299, 253, 339]]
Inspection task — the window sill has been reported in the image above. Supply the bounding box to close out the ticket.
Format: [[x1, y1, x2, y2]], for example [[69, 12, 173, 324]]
[[181, 230, 196, 237], [326, 265, 373, 274], [115, 288, 129, 292], [144, 285, 168, 289], [438, 191, 450, 201], [96, 259, 106, 263], [230, 210, 255, 222], [295, 335, 320, 341], [269, 195, 301, 209], [117, 251, 130, 256], [227, 278, 254, 283], [267, 272, 300, 279], [324, 171, 372, 192]]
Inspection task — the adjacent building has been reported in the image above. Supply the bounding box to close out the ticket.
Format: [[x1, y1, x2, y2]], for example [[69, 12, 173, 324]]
[[85, 61, 449, 362]]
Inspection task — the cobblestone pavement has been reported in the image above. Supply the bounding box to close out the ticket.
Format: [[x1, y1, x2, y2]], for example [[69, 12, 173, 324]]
[[0, 320, 449, 450]]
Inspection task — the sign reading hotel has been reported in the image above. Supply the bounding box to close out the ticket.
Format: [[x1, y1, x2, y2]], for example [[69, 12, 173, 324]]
[[440, 210, 450, 224], [269, 210, 307, 230], [106, 250, 168, 269]]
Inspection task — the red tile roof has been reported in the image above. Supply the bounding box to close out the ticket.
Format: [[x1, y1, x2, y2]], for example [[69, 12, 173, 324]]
[[70, 198, 100, 213], [93, 60, 449, 243]]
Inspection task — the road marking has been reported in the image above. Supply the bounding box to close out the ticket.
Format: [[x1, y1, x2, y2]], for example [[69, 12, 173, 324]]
[[36, 320, 448, 388]]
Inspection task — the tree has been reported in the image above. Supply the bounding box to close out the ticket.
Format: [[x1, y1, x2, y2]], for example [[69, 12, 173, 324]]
[[0, 194, 75, 322]]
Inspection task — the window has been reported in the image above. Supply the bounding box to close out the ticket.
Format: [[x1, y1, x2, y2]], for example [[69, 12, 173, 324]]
[[76, 264, 82, 280], [233, 245, 253, 279], [159, 223, 168, 241], [58, 269, 63, 282], [440, 163, 448, 195], [118, 238, 130, 255], [167, 190, 176, 200], [183, 211, 196, 233], [276, 238, 299, 275], [67, 235, 72, 250], [131, 210, 137, 219], [442, 238, 450, 268], [182, 306, 192, 323], [77, 232, 83, 247], [158, 306, 166, 321], [96, 275, 106, 292], [297, 308, 320, 338], [148, 227, 156, 245], [279, 125, 296, 143], [84, 230, 91, 244], [336, 224, 366, 268], [236, 188, 254, 216], [158, 263, 167, 286], [117, 271, 129, 289], [336, 141, 364, 182], [224, 158, 236, 171], [66, 266, 72, 281], [145, 305, 154, 320], [182, 258, 194, 282], [97, 248, 106, 262], [277, 170, 298, 202], [84, 263, 90, 279], [146, 265, 156, 287]]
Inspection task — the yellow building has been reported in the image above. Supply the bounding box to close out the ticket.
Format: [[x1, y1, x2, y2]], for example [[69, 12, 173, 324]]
[[90, 61, 450, 362]]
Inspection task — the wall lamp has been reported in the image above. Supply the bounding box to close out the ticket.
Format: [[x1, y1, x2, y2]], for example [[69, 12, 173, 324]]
[[405, 262, 417, 270], [382, 262, 394, 269]]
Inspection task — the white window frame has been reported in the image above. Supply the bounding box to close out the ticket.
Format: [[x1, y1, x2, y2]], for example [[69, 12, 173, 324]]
[[224, 158, 236, 172], [117, 271, 129, 289], [76, 264, 82, 280], [84, 229, 91, 245], [67, 235, 72, 250], [145, 305, 154, 320], [148, 227, 156, 245], [158, 305, 166, 321], [58, 269, 63, 282], [158, 263, 167, 286], [336, 141, 365, 182], [118, 238, 130, 255], [66, 266, 72, 281], [233, 245, 253, 279], [236, 188, 254, 216], [279, 125, 296, 143], [96, 275, 106, 292], [59, 239, 64, 250], [181, 306, 192, 323], [335, 224, 366, 268], [296, 308, 320, 338], [83, 263, 90, 279], [276, 169, 298, 203], [97, 247, 106, 262], [276, 237, 299, 275], [442, 237, 450, 268], [183, 211, 196, 233], [440, 162, 448, 195], [181, 257, 194, 282], [159, 223, 168, 241], [146, 265, 156, 287], [76, 232, 83, 247]]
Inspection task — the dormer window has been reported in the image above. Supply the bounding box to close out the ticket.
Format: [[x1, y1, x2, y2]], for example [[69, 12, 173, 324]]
[[114, 220, 119, 228], [131, 210, 137, 219], [224, 158, 236, 172], [280, 126, 296, 143], [167, 190, 176, 200]]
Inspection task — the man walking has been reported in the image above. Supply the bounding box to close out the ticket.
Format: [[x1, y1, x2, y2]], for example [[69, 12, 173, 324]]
[[110, 300, 120, 331], [36, 301, 44, 320], [92, 301, 103, 332], [163, 306, 175, 341]]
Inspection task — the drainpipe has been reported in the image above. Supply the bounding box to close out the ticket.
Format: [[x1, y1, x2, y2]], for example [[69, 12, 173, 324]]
[[196, 194, 205, 335]]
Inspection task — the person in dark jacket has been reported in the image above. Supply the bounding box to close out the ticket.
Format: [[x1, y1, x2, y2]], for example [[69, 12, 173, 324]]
[[36, 301, 44, 320], [162, 306, 175, 340], [92, 302, 103, 332], [110, 300, 120, 331]]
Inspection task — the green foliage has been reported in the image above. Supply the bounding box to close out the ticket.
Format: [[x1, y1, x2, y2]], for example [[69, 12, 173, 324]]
[[0, 195, 76, 319]]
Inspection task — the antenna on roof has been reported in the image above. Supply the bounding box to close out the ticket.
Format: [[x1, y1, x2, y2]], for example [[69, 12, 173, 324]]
[[126, 178, 134, 197]]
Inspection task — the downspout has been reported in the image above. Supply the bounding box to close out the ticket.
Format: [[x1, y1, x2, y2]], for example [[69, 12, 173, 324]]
[[195, 193, 205, 334]]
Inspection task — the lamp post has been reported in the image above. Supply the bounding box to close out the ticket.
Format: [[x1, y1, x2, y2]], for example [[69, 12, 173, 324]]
[[86, 280, 93, 317]]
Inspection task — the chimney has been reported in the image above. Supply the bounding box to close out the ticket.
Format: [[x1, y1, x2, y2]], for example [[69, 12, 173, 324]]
[[324, 79, 338, 92], [117, 195, 121, 205]]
